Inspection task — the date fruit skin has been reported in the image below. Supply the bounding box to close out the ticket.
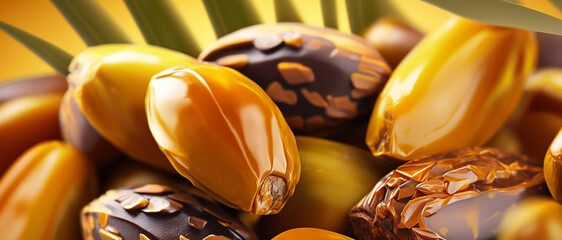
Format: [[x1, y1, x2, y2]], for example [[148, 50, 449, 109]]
[[514, 68, 562, 163], [0, 93, 63, 174], [67, 44, 198, 172], [363, 18, 423, 68], [271, 228, 354, 240], [545, 128, 562, 204], [255, 136, 391, 238], [497, 197, 562, 240], [0, 140, 98, 240], [146, 65, 300, 215], [81, 185, 258, 240], [0, 74, 66, 104], [366, 17, 537, 162], [59, 91, 122, 166], [350, 147, 545, 240], [200, 23, 391, 134]]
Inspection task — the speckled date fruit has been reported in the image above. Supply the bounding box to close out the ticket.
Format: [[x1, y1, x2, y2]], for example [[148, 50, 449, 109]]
[[200, 23, 391, 133], [81, 184, 257, 240]]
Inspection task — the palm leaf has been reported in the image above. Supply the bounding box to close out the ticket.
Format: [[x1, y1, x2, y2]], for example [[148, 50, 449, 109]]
[[274, 0, 303, 23], [321, 0, 338, 29], [202, 0, 261, 38], [0, 21, 73, 75], [124, 0, 200, 57], [423, 0, 562, 35], [345, 0, 382, 35], [51, 0, 131, 46]]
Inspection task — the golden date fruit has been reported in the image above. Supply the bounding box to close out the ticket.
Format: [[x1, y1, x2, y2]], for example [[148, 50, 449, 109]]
[[146, 65, 300, 215], [545, 128, 562, 204], [256, 136, 391, 238], [59, 91, 122, 165], [366, 17, 537, 162], [497, 197, 562, 240], [272, 228, 354, 240], [66, 44, 198, 171], [363, 18, 423, 68], [0, 93, 63, 174], [0, 140, 98, 240]]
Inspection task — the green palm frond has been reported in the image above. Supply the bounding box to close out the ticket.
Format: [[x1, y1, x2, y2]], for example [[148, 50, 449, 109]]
[[51, 0, 131, 46], [345, 0, 382, 35], [423, 0, 562, 35], [0, 21, 73, 75], [321, 0, 338, 29], [124, 0, 200, 57], [274, 0, 303, 23], [202, 0, 261, 38]]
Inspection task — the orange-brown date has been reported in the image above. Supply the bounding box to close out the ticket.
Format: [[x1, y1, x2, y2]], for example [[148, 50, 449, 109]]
[[0, 140, 98, 240], [66, 44, 198, 171], [146, 65, 300, 215], [272, 228, 354, 240], [0, 93, 63, 174], [545, 128, 562, 204]]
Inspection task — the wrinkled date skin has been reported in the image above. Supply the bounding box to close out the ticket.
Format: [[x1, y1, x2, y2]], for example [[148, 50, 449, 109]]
[[0, 140, 98, 240], [350, 147, 545, 240], [66, 44, 198, 172], [200, 23, 391, 134], [146, 65, 300, 215], [366, 17, 537, 162], [271, 228, 354, 240], [81, 184, 257, 240]]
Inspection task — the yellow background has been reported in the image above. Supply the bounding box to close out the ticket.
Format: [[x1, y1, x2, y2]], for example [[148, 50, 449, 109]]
[[0, 0, 453, 82]]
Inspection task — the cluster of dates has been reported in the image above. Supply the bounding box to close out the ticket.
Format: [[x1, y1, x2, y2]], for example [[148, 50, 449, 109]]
[[1, 15, 562, 240]]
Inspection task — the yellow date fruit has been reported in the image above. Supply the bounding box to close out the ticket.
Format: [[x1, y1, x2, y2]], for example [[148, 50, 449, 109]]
[[66, 44, 198, 171], [59, 91, 122, 166], [0, 140, 98, 240], [545, 128, 562, 204], [0, 93, 63, 174], [497, 197, 562, 240], [366, 17, 537, 161], [146, 65, 300, 215], [256, 136, 391, 238], [272, 228, 355, 240]]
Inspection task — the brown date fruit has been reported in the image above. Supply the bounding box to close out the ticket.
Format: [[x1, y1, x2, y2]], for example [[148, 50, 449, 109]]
[[200, 23, 391, 134], [81, 185, 257, 240], [350, 147, 545, 240]]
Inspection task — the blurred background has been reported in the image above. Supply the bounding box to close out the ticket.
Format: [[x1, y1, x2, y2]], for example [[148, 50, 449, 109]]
[[0, 0, 456, 82]]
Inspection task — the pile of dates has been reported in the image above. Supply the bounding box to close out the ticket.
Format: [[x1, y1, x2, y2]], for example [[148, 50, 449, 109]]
[[2, 16, 562, 240]]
